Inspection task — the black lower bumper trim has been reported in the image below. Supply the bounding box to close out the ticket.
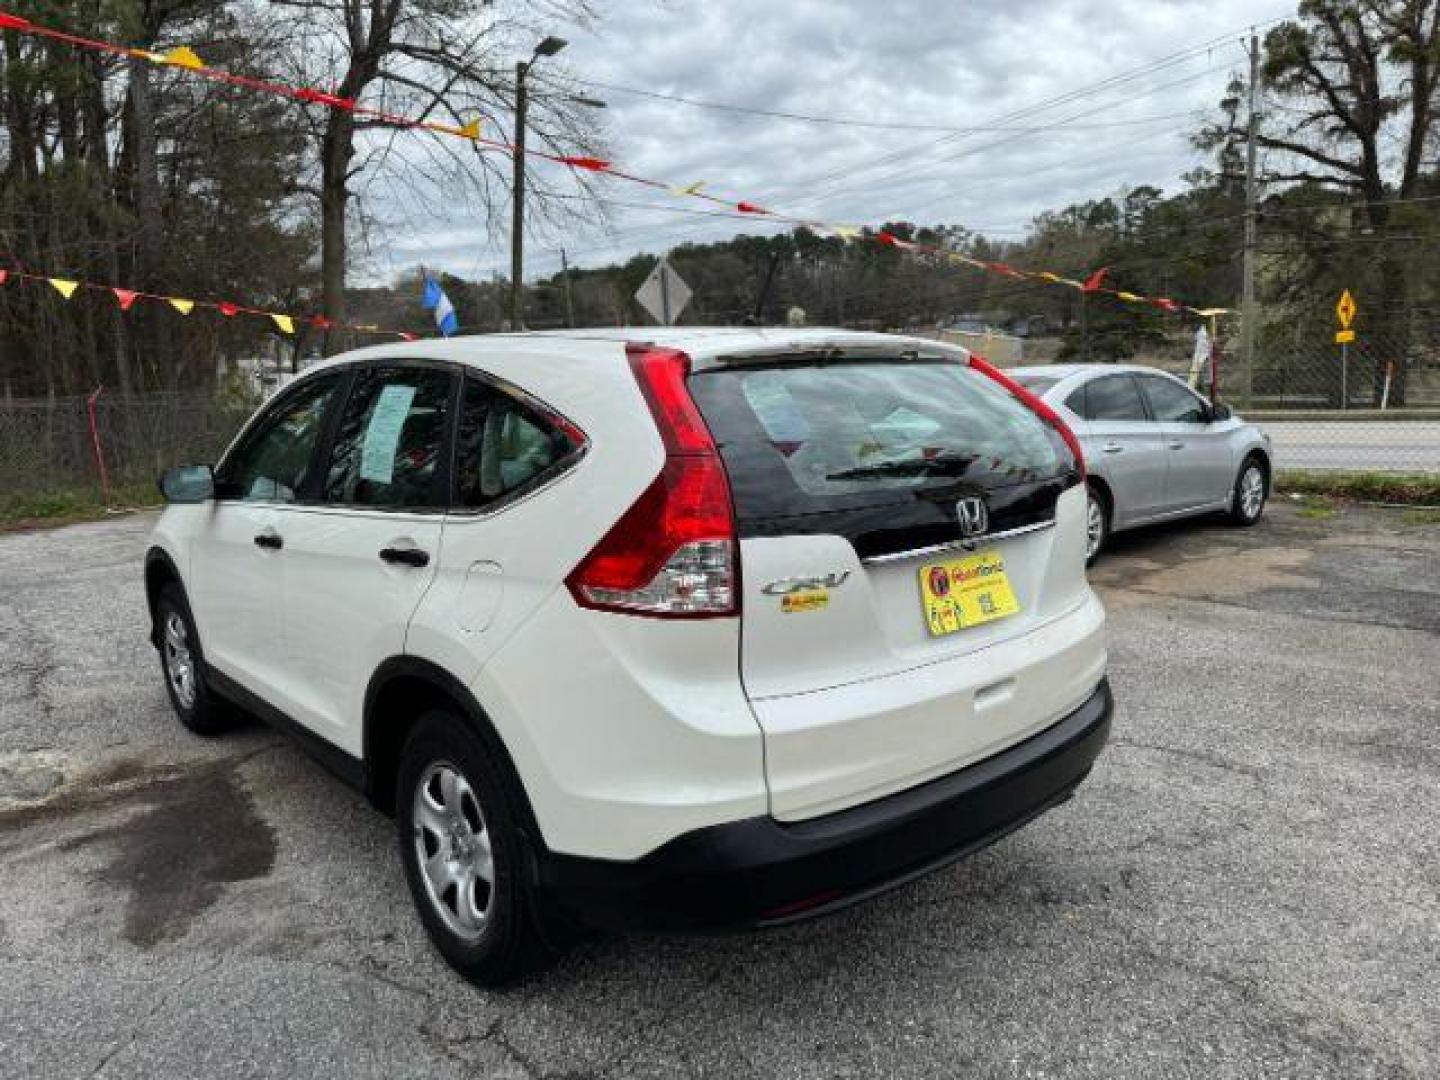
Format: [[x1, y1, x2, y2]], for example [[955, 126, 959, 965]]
[[537, 678, 1113, 933]]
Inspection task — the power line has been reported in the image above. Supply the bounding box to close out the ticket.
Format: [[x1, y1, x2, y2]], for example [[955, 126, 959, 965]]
[[535, 74, 1206, 135]]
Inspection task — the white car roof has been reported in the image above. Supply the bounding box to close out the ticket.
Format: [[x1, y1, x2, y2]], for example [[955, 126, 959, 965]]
[[305, 327, 968, 377]]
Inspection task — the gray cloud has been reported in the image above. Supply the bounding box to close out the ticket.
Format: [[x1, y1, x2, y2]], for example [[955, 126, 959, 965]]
[[371, 0, 1296, 285]]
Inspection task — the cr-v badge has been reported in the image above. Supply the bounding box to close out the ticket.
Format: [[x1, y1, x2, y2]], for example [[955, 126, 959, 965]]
[[760, 572, 852, 595]]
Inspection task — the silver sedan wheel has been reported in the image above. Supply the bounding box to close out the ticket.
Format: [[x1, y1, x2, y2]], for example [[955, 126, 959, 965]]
[[1240, 465, 1265, 520], [162, 611, 197, 710], [412, 761, 493, 941], [1085, 491, 1106, 561]]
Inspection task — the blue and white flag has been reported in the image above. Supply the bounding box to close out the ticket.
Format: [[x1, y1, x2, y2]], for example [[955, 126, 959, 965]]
[[422, 277, 458, 337]]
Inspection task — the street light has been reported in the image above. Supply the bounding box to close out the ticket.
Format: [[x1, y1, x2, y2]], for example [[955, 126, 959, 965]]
[[510, 35, 574, 329]]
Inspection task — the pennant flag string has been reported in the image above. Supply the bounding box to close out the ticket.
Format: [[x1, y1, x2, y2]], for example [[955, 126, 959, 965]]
[[1, 266, 415, 340], [0, 8, 1228, 319]]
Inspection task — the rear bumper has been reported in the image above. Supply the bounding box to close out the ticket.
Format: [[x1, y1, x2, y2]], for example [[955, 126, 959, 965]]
[[536, 677, 1112, 932]]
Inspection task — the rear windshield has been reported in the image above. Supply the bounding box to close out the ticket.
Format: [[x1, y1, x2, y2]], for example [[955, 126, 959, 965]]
[[689, 358, 1066, 524]]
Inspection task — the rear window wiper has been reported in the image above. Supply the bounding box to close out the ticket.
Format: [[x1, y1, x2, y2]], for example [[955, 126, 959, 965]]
[[826, 451, 979, 481]]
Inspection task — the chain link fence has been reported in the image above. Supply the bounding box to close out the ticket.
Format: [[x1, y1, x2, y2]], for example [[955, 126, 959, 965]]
[[1018, 314, 1439, 475], [0, 391, 251, 498], [1, 325, 1436, 503]]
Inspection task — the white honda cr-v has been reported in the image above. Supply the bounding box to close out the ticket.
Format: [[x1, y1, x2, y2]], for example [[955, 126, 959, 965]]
[[146, 328, 1110, 984]]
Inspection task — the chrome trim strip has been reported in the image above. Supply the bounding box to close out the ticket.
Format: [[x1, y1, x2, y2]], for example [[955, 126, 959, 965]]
[[860, 519, 1055, 565]]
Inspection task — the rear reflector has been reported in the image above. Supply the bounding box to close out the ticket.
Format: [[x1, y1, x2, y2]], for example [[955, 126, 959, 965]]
[[564, 346, 739, 618], [967, 353, 1086, 480]]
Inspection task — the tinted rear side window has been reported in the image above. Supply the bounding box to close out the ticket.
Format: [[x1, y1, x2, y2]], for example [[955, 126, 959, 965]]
[[454, 377, 583, 510], [689, 358, 1074, 553]]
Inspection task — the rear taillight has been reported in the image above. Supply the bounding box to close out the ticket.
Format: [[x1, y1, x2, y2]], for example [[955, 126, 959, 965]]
[[564, 345, 738, 618], [967, 354, 1086, 480]]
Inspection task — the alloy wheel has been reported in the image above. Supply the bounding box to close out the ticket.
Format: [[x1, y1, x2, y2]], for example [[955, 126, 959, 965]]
[[162, 611, 197, 710], [1085, 492, 1106, 561], [1240, 465, 1265, 520], [412, 761, 494, 940]]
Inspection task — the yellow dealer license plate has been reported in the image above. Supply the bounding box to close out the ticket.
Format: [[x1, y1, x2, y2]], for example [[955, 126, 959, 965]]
[[919, 550, 1021, 637]]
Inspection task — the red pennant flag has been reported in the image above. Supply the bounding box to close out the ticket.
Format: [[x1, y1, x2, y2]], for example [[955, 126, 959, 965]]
[[112, 287, 139, 311], [0, 269, 8, 286], [1154, 297, 1180, 312], [296, 87, 357, 110], [875, 230, 901, 247], [399, 331, 418, 342], [0, 13, 32, 30], [989, 262, 1022, 278], [736, 202, 768, 215], [560, 156, 610, 172], [1082, 267, 1109, 292], [218, 301, 239, 317], [310, 315, 333, 329]]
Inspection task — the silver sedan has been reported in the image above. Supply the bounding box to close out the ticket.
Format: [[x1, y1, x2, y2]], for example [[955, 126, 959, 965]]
[[1010, 365, 1272, 563]]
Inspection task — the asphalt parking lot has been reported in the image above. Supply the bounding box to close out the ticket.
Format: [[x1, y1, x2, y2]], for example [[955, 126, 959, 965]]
[[1, 503, 1437, 1079]]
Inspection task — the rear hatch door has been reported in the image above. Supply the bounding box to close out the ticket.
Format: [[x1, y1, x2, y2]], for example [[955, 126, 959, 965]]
[[688, 349, 1090, 818]]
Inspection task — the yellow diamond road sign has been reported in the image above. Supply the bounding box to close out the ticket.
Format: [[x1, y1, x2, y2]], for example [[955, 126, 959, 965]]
[[1336, 289, 1357, 330]]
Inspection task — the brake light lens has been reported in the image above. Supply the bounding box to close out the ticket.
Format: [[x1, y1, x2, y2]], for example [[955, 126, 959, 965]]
[[967, 353, 1086, 480], [564, 345, 738, 617]]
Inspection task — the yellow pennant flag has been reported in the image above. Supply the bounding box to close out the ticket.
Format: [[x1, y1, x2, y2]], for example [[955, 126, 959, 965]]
[[1039, 271, 1061, 283], [1116, 291, 1143, 303], [48, 278, 80, 300], [457, 118, 482, 141], [830, 225, 862, 240], [271, 313, 295, 335], [168, 298, 195, 315], [670, 181, 707, 197], [163, 46, 205, 70]]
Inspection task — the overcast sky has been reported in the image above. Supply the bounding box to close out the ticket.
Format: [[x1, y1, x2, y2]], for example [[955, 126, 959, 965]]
[[371, 0, 1299, 286]]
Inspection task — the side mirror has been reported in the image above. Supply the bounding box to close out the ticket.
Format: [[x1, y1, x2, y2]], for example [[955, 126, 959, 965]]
[[158, 464, 215, 504], [1209, 403, 1233, 423]]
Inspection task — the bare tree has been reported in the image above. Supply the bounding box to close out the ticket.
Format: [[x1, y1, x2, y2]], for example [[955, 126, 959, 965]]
[[270, 0, 603, 352], [1250, 0, 1440, 401]]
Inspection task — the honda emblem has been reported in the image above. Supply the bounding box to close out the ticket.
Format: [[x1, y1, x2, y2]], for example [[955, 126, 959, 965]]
[[957, 497, 989, 539]]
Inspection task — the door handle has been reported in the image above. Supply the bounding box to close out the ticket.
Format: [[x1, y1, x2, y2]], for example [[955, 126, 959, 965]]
[[379, 546, 430, 568], [1168, 441, 1185, 450], [1101, 442, 1124, 454], [253, 532, 283, 550]]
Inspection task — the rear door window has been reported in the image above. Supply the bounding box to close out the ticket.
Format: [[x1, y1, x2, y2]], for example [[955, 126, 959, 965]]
[[1083, 375, 1149, 421], [689, 357, 1074, 554], [324, 365, 454, 509]]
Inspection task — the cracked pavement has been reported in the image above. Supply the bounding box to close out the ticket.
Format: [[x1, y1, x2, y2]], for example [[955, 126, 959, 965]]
[[1, 502, 1437, 1078]]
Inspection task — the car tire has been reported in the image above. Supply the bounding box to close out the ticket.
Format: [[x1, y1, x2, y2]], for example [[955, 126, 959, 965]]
[[1229, 456, 1267, 527], [155, 582, 233, 735], [397, 712, 548, 987], [1084, 484, 1110, 567]]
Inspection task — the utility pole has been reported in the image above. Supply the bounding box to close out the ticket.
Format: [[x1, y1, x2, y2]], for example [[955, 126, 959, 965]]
[[509, 59, 530, 331], [509, 36, 569, 331], [1238, 32, 1262, 407], [559, 248, 576, 328]]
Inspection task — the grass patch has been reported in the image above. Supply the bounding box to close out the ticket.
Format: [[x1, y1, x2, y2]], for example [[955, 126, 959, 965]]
[[0, 482, 160, 530], [1276, 470, 1440, 506], [1401, 508, 1440, 526], [1294, 495, 1339, 520]]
